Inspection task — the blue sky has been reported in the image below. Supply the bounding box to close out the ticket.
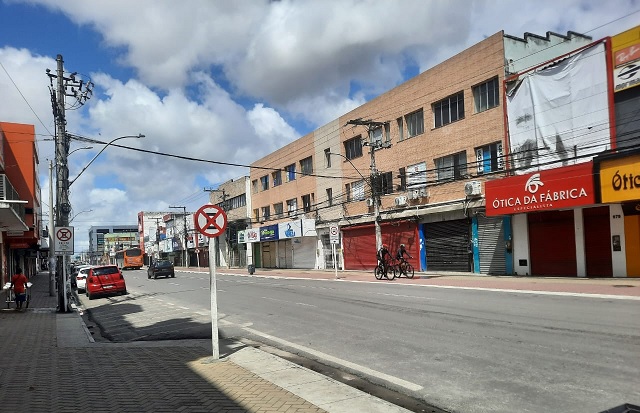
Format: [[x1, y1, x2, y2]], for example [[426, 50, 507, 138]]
[[0, 0, 638, 251]]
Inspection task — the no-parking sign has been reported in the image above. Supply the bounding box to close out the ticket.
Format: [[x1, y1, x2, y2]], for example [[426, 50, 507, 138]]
[[329, 225, 339, 244], [194, 204, 228, 238], [55, 226, 74, 255]]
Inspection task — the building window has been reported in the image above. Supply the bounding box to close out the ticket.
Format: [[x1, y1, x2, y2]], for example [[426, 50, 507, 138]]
[[344, 136, 363, 160], [397, 117, 404, 141], [272, 170, 282, 187], [398, 167, 406, 191], [407, 162, 427, 189], [274, 202, 283, 218], [302, 194, 313, 213], [226, 194, 246, 210], [473, 77, 499, 113], [300, 156, 313, 176], [286, 198, 298, 216], [260, 175, 269, 191], [285, 164, 296, 182], [346, 180, 365, 202], [475, 142, 504, 174], [433, 92, 465, 128], [384, 122, 391, 143], [251, 179, 258, 194], [435, 151, 468, 182], [260, 206, 270, 221], [253, 208, 259, 222], [324, 148, 331, 168], [406, 109, 424, 138], [380, 172, 393, 195], [326, 188, 333, 206]]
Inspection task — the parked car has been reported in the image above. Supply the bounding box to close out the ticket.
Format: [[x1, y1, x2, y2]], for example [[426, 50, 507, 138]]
[[75, 265, 93, 293], [85, 265, 127, 300], [147, 260, 175, 279]]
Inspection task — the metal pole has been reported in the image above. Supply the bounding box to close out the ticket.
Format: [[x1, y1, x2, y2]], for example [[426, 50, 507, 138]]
[[209, 235, 219, 359]]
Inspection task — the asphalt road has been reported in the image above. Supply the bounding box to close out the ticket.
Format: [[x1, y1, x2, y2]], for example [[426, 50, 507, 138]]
[[78, 268, 640, 413]]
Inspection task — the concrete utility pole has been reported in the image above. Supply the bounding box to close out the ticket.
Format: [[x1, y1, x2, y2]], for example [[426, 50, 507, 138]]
[[48, 160, 55, 296], [47, 54, 93, 312], [169, 206, 187, 267], [152, 217, 162, 262], [346, 119, 390, 251]]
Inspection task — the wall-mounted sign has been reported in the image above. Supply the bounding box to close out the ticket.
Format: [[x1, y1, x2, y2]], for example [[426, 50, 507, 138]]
[[260, 225, 278, 241], [485, 162, 595, 216], [598, 154, 640, 203]]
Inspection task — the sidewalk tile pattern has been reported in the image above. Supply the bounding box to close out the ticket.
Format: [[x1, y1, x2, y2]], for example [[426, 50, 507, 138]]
[[0, 274, 327, 413]]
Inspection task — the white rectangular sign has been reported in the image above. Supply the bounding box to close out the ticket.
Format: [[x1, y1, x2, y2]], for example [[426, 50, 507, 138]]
[[54, 226, 74, 255], [329, 225, 339, 244]]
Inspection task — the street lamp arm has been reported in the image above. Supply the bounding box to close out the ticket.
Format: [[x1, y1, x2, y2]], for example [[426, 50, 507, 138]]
[[69, 134, 144, 186]]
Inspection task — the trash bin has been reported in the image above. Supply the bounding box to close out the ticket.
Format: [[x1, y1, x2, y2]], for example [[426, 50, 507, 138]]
[[247, 264, 255, 275]]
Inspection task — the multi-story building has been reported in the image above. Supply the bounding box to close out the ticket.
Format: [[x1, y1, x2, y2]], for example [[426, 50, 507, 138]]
[[138, 211, 201, 267], [246, 30, 592, 273], [0, 122, 42, 280], [209, 176, 251, 268], [88, 225, 137, 264], [485, 26, 640, 278]]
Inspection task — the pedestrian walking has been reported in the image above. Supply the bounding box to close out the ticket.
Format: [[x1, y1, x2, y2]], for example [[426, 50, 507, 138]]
[[10, 267, 28, 310]]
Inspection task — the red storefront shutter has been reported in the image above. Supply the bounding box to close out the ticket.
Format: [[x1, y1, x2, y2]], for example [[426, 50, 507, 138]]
[[528, 210, 577, 276]]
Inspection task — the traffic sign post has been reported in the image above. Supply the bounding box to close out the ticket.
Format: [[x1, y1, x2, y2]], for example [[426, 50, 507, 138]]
[[329, 226, 339, 279], [55, 226, 74, 313], [194, 205, 228, 360]]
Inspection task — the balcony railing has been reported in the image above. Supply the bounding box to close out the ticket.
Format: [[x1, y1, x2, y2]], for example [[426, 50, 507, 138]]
[[0, 174, 27, 221]]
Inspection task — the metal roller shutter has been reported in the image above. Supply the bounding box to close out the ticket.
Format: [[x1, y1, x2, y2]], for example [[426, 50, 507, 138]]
[[528, 210, 576, 276], [343, 221, 418, 270], [424, 219, 470, 272], [583, 206, 612, 277], [478, 216, 506, 275]]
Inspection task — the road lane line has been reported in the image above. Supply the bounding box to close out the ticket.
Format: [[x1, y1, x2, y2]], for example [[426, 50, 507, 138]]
[[240, 326, 423, 392]]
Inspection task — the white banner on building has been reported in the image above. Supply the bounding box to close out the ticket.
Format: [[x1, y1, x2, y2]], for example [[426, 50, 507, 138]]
[[507, 42, 610, 174]]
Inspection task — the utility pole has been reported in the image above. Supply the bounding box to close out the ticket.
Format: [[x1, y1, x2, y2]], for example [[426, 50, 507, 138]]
[[47, 54, 93, 312], [48, 160, 55, 296], [346, 118, 390, 251], [152, 217, 162, 262], [169, 206, 187, 267]]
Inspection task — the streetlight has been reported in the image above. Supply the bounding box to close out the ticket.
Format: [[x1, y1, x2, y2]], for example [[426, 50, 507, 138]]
[[69, 134, 144, 186], [328, 151, 382, 250], [69, 209, 93, 223], [68, 146, 93, 156]]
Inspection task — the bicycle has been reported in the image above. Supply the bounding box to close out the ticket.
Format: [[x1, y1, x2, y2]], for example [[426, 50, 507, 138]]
[[394, 258, 414, 279], [374, 260, 396, 280]]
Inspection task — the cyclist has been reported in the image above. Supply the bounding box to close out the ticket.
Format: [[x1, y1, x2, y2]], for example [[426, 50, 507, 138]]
[[376, 244, 393, 276], [396, 244, 413, 268]]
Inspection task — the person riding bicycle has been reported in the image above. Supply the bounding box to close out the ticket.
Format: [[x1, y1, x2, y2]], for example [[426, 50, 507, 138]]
[[376, 244, 393, 275], [396, 244, 413, 263]]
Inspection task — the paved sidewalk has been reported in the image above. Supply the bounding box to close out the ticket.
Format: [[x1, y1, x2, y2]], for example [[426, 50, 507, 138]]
[[0, 272, 412, 413]]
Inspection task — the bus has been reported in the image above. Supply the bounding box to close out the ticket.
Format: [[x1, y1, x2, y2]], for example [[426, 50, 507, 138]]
[[114, 247, 143, 270]]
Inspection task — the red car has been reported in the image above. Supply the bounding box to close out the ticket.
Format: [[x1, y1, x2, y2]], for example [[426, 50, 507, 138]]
[[85, 265, 128, 300]]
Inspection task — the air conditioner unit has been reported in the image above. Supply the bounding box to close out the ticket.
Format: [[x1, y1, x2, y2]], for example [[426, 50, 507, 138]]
[[464, 180, 482, 197], [366, 198, 375, 207], [394, 196, 408, 206]]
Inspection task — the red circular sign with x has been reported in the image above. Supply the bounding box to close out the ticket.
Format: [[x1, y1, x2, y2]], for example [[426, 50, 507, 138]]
[[57, 228, 72, 241], [194, 204, 228, 238]]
